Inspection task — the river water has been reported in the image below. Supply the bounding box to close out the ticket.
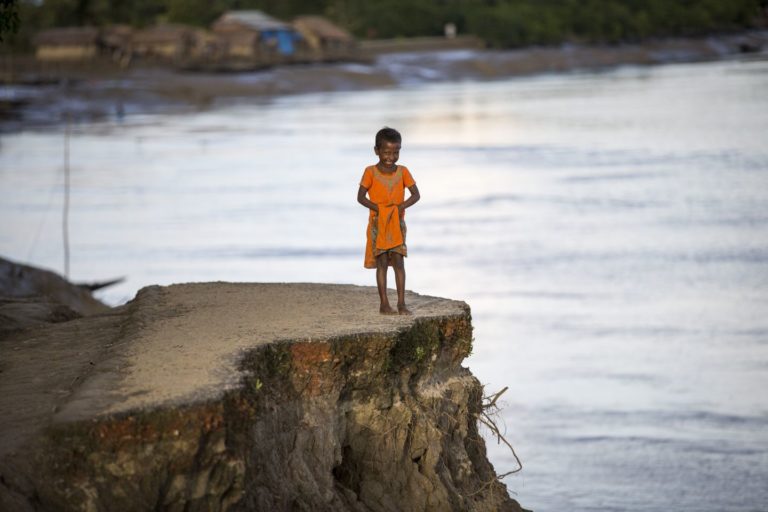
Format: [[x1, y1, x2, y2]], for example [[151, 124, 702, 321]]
[[2, 57, 768, 511]]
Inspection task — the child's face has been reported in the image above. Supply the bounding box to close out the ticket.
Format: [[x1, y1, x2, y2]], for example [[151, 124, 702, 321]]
[[375, 140, 401, 170]]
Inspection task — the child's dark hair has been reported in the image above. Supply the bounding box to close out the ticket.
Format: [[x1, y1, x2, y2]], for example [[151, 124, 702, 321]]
[[375, 127, 402, 148]]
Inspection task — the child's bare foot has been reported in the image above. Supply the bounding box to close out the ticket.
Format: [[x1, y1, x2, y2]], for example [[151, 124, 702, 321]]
[[380, 304, 397, 315], [397, 303, 412, 315]]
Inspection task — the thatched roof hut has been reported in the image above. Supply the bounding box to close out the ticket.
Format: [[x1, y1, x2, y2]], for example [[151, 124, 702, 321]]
[[212, 10, 300, 60], [213, 10, 292, 33], [33, 27, 100, 61], [293, 16, 356, 61], [101, 24, 132, 49], [100, 25, 133, 63], [132, 24, 197, 60], [214, 30, 259, 60], [293, 16, 353, 45]]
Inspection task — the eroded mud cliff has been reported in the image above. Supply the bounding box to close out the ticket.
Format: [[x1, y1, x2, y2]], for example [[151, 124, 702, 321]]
[[0, 282, 525, 511]]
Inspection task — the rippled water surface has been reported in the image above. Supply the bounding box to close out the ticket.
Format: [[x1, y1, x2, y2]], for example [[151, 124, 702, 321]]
[[2, 58, 768, 511]]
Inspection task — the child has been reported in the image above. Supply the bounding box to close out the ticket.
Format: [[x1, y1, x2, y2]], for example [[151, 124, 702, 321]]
[[357, 127, 421, 315]]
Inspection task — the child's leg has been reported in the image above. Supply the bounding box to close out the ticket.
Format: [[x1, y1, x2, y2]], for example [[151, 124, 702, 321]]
[[376, 252, 396, 314], [390, 253, 411, 315]]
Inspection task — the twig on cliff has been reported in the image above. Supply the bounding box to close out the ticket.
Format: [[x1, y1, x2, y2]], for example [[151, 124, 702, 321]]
[[462, 388, 524, 498], [478, 386, 522, 476], [462, 468, 519, 498], [476, 415, 522, 475], [483, 386, 508, 409]]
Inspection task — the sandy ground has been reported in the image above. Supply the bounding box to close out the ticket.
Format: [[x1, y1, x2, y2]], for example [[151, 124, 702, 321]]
[[2, 30, 766, 131], [0, 282, 467, 457]]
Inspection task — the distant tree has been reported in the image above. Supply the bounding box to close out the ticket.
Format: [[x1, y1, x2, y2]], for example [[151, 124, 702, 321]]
[[2, 0, 764, 52], [0, 0, 20, 41], [467, 0, 763, 47], [220, 0, 325, 20], [35, 0, 86, 27], [325, 0, 465, 39], [166, 0, 228, 27], [103, 0, 166, 27]]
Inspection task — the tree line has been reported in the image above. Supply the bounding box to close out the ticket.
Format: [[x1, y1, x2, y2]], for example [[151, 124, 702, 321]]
[[2, 0, 766, 50]]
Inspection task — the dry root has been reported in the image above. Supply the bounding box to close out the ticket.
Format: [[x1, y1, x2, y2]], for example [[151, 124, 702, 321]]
[[478, 386, 522, 478]]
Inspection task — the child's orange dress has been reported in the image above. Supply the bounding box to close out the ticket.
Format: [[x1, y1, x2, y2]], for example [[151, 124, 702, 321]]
[[360, 165, 416, 269]]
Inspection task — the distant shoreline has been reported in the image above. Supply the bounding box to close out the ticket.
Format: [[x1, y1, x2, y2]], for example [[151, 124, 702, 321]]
[[1, 30, 766, 133]]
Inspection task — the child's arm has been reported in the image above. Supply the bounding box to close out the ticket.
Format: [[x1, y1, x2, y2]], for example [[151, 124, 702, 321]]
[[357, 186, 379, 213], [398, 184, 421, 215]]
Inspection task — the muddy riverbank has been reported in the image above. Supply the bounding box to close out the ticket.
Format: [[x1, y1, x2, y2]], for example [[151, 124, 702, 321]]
[[2, 30, 766, 132]]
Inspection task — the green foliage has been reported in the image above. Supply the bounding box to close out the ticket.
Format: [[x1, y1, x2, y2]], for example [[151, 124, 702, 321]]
[[228, 0, 325, 20], [325, 0, 456, 39], [0, 0, 20, 42], [390, 320, 440, 371], [6, 0, 764, 51], [466, 0, 764, 47], [21, 0, 166, 28], [249, 377, 263, 392], [104, 0, 167, 27], [166, 0, 227, 27], [466, 3, 564, 48]]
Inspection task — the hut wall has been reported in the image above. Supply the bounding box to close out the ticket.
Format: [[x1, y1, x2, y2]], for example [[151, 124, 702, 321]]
[[36, 45, 97, 61], [229, 43, 255, 59]]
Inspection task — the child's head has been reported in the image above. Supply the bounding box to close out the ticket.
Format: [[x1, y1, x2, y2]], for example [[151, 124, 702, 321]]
[[374, 127, 402, 170], [375, 127, 402, 149]]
